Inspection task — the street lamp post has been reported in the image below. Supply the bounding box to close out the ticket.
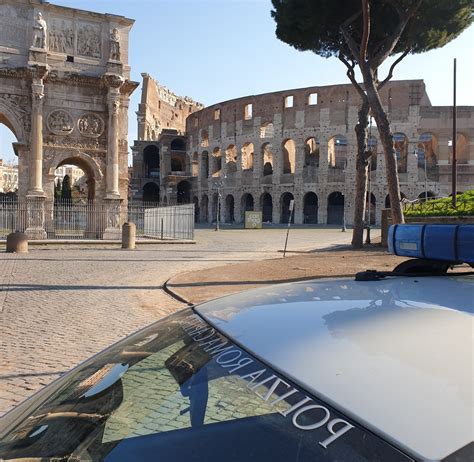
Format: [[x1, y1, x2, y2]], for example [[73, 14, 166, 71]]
[[414, 148, 428, 201], [213, 175, 226, 231], [341, 191, 346, 232], [365, 157, 372, 244]]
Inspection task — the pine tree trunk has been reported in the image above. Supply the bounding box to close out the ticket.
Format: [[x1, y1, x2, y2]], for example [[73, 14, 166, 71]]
[[360, 68, 405, 224], [351, 100, 370, 248]]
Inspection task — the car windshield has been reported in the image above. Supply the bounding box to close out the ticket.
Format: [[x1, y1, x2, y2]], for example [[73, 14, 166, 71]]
[[0, 309, 413, 461]]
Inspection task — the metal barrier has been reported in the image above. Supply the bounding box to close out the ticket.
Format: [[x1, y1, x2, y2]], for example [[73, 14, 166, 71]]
[[0, 199, 194, 241]]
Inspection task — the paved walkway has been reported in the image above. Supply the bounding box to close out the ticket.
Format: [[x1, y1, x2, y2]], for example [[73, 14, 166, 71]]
[[0, 228, 356, 416]]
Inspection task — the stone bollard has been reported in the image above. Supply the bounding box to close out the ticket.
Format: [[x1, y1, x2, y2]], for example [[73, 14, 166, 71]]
[[6, 231, 28, 253], [122, 222, 136, 249]]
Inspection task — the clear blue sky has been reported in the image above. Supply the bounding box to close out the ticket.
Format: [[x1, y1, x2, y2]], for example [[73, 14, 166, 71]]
[[1, 0, 473, 164]]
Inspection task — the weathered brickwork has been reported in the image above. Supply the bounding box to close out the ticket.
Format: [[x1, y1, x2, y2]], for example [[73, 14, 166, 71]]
[[132, 79, 473, 225]]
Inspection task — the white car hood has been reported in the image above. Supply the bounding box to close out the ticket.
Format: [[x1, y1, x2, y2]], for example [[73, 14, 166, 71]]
[[195, 276, 474, 460]]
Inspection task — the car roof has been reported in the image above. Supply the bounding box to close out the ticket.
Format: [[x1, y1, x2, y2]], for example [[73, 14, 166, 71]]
[[195, 275, 474, 461]]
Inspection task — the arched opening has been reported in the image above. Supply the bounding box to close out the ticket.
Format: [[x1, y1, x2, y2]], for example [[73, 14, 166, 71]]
[[241, 193, 254, 221], [171, 156, 184, 172], [260, 122, 274, 139], [282, 139, 296, 174], [211, 147, 222, 176], [225, 195, 235, 223], [304, 137, 320, 168], [143, 145, 160, 178], [453, 133, 469, 164], [280, 192, 295, 224], [170, 138, 186, 151], [0, 119, 19, 197], [327, 192, 344, 225], [54, 164, 89, 202], [261, 193, 273, 223], [201, 151, 209, 178], [393, 133, 408, 173], [241, 143, 254, 171], [385, 192, 406, 209], [417, 133, 438, 168], [262, 143, 273, 176], [143, 182, 160, 202], [225, 145, 237, 173], [192, 152, 199, 176], [201, 194, 209, 222], [177, 180, 191, 204], [365, 192, 376, 225], [303, 192, 318, 224], [418, 191, 436, 202], [201, 130, 209, 148], [328, 135, 348, 169], [193, 196, 199, 223]]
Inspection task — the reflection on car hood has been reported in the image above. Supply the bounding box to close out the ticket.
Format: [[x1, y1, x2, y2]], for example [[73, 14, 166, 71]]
[[195, 276, 474, 461]]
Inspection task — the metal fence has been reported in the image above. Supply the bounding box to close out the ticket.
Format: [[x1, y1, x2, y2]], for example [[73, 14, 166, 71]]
[[0, 199, 194, 240], [403, 195, 474, 217]]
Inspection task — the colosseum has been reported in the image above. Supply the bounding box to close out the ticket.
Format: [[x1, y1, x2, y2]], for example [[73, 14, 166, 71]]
[[131, 75, 473, 226]]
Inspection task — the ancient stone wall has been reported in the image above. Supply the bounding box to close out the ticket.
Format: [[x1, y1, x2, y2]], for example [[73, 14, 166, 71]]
[[179, 80, 473, 226], [136, 74, 203, 141]]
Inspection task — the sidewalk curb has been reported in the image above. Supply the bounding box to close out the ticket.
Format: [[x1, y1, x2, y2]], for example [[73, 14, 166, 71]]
[[163, 277, 193, 306]]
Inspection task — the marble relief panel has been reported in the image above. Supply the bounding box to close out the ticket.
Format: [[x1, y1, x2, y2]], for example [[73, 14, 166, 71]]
[[48, 17, 74, 54], [76, 21, 101, 59]]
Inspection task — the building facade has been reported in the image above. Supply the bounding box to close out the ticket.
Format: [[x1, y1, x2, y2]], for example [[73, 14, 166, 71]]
[[132, 80, 473, 225], [0, 0, 138, 236]]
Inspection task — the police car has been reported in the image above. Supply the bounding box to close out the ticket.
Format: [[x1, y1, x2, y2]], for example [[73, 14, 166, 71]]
[[0, 224, 472, 461]]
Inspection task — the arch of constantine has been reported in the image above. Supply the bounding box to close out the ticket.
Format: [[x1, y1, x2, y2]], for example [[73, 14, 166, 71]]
[[131, 76, 473, 225], [0, 0, 137, 237]]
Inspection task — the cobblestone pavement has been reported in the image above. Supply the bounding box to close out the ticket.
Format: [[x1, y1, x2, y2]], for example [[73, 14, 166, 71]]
[[0, 228, 358, 416]]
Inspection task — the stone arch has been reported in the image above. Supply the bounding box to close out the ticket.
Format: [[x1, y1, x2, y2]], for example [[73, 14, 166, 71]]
[[143, 144, 160, 177], [262, 143, 273, 176], [282, 139, 296, 174], [241, 193, 254, 221], [46, 151, 103, 201], [177, 180, 191, 204], [192, 152, 199, 176], [211, 147, 222, 176], [393, 132, 408, 173], [260, 122, 274, 139], [225, 145, 237, 173], [224, 194, 235, 223], [0, 101, 28, 143], [280, 192, 295, 224], [303, 192, 318, 224], [304, 137, 320, 168], [327, 191, 344, 225], [241, 142, 254, 171], [454, 133, 469, 164], [385, 192, 406, 209], [170, 138, 186, 151], [417, 191, 436, 201], [143, 182, 160, 202], [417, 132, 438, 168], [328, 135, 348, 169], [260, 192, 273, 223]]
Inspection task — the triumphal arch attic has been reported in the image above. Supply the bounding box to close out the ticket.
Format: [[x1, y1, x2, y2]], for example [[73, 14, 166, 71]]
[[0, 0, 137, 237]]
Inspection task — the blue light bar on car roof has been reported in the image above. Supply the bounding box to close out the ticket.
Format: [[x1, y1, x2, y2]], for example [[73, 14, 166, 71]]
[[388, 224, 474, 264]]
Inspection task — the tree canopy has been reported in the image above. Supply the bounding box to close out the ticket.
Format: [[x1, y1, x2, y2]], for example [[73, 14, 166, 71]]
[[271, 0, 472, 67]]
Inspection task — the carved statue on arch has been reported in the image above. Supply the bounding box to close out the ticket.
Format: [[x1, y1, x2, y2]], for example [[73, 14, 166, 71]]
[[33, 12, 47, 49]]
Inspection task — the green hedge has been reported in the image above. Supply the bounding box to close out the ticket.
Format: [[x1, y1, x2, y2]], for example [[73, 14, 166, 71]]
[[404, 190, 474, 217]]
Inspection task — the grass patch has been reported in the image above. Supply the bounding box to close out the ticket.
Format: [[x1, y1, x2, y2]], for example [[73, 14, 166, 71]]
[[404, 190, 474, 217]]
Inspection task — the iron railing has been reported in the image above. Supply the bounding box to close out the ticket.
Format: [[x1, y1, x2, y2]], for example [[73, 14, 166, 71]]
[[0, 199, 194, 240]]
